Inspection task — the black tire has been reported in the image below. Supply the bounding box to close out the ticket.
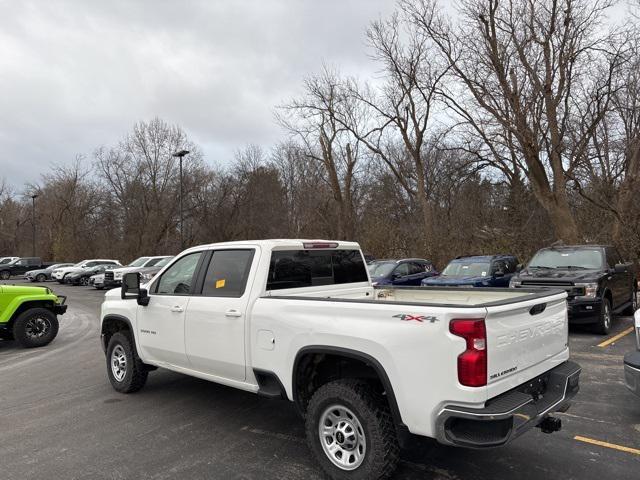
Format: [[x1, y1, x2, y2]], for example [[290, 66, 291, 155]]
[[35, 274, 47, 283], [305, 379, 399, 480], [595, 297, 613, 335], [622, 287, 637, 316], [0, 270, 10, 280], [95, 286, 104, 290], [79, 276, 89, 286], [106, 332, 148, 393], [12, 308, 59, 348]]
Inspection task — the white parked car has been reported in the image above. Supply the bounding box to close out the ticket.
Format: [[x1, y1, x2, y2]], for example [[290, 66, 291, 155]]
[[100, 239, 580, 480], [0, 256, 19, 266], [624, 310, 640, 397], [103, 256, 172, 288], [52, 259, 121, 284]]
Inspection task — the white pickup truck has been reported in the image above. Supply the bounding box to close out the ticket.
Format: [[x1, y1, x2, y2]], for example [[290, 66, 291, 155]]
[[100, 240, 580, 479]]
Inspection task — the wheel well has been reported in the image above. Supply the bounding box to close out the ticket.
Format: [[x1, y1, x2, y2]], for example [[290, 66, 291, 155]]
[[8, 300, 56, 328], [293, 348, 403, 427], [101, 315, 132, 350]]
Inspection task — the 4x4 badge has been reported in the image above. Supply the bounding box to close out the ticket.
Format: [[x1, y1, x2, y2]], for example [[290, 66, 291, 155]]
[[393, 314, 439, 323]]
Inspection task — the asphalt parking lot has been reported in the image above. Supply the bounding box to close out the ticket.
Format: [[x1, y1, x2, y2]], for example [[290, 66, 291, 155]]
[[1, 279, 639, 480]]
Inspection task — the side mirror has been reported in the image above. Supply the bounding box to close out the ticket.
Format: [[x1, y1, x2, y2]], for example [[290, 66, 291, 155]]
[[494, 270, 505, 278], [614, 263, 628, 274], [392, 273, 402, 280], [121, 272, 150, 306]]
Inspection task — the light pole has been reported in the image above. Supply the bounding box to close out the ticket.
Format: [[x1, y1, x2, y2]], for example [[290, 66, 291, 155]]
[[172, 150, 190, 250], [30, 194, 39, 257]]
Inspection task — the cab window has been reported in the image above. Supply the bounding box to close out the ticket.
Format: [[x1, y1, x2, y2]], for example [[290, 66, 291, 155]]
[[155, 252, 203, 295], [201, 250, 254, 297], [267, 249, 367, 290]]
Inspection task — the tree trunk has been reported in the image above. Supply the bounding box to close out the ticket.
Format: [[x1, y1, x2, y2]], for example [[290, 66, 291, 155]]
[[612, 137, 640, 244]]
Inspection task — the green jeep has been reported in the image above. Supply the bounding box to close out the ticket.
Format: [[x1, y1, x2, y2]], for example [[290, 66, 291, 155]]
[[0, 285, 67, 348]]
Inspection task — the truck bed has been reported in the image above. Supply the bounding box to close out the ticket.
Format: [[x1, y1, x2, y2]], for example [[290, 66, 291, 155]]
[[372, 285, 565, 307]]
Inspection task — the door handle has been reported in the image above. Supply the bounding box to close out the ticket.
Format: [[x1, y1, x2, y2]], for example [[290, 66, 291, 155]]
[[170, 305, 184, 313], [225, 309, 242, 318]]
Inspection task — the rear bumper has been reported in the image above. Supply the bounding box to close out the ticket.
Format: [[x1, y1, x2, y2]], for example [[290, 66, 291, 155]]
[[624, 351, 640, 397], [435, 361, 581, 448]]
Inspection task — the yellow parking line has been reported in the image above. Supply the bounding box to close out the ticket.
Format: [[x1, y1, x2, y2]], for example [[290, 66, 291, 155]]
[[597, 327, 634, 348], [574, 435, 640, 455]]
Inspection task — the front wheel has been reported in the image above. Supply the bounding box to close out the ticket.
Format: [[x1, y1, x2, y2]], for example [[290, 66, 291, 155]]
[[79, 276, 89, 286], [305, 380, 399, 480], [0, 271, 10, 280], [106, 332, 148, 393], [595, 297, 613, 335], [35, 273, 47, 283], [12, 308, 59, 348]]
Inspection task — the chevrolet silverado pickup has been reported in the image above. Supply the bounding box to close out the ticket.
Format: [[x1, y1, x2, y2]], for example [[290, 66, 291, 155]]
[[100, 240, 580, 480]]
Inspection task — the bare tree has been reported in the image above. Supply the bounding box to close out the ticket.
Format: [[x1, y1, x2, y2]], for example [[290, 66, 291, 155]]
[[277, 67, 362, 240], [405, 0, 625, 243], [337, 9, 449, 255]]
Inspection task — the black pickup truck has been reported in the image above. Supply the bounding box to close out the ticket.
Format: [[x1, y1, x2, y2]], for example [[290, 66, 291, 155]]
[[509, 245, 636, 334], [0, 257, 55, 280]]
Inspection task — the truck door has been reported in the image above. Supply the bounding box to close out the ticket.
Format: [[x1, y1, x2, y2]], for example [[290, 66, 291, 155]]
[[137, 251, 205, 368], [185, 248, 256, 381], [604, 247, 625, 308]]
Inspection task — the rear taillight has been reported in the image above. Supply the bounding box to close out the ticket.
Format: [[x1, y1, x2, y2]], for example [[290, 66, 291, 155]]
[[450, 318, 487, 387]]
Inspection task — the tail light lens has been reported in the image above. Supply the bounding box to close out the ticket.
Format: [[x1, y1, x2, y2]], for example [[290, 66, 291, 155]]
[[450, 318, 487, 387]]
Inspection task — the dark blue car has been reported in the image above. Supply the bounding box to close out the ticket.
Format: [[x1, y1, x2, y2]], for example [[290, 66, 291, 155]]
[[421, 255, 519, 288], [368, 258, 438, 286]]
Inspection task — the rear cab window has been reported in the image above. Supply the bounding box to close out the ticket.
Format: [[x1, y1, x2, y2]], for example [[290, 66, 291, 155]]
[[267, 249, 368, 291]]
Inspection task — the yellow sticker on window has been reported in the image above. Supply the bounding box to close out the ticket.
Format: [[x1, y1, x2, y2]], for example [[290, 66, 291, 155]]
[[215, 279, 226, 289]]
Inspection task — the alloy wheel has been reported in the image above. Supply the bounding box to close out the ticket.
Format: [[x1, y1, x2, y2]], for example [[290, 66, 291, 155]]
[[25, 316, 51, 339]]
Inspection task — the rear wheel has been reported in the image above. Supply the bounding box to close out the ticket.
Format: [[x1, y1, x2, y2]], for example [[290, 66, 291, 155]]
[[305, 379, 399, 480], [595, 297, 613, 335], [106, 332, 148, 393], [12, 308, 59, 348]]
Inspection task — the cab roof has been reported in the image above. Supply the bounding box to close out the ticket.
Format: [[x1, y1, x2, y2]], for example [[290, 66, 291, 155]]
[[184, 239, 361, 252]]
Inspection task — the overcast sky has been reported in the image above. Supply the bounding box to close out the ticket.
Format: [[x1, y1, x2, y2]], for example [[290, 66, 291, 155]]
[[0, 0, 396, 188]]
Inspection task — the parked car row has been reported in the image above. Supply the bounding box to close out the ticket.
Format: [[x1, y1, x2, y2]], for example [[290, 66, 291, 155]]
[[0, 255, 174, 291], [367, 244, 636, 335]]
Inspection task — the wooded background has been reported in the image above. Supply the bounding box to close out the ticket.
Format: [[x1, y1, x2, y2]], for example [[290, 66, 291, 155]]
[[2, 0, 640, 268]]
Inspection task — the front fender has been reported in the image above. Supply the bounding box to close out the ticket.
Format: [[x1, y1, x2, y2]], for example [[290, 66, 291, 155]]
[[0, 294, 59, 325]]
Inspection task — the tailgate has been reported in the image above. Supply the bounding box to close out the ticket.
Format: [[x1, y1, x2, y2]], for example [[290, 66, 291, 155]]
[[484, 291, 569, 396]]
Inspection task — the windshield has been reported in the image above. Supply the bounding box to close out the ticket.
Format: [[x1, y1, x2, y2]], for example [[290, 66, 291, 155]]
[[155, 257, 173, 268], [441, 261, 491, 277], [528, 249, 603, 269], [128, 257, 150, 267], [145, 257, 167, 267], [48, 263, 70, 270], [367, 262, 396, 277]]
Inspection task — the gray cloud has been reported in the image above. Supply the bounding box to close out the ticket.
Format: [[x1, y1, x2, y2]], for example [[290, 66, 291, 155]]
[[0, 0, 395, 188]]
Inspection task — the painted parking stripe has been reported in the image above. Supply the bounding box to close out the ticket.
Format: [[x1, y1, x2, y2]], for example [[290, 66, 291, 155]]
[[597, 326, 635, 348], [574, 435, 640, 455]]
